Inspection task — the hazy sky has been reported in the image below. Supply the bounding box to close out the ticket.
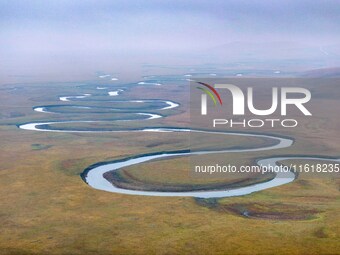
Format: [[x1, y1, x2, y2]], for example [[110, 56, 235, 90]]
[[1, 0, 339, 82]]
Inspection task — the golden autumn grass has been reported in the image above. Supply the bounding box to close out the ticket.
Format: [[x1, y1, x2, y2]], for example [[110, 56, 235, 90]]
[[0, 80, 339, 254]]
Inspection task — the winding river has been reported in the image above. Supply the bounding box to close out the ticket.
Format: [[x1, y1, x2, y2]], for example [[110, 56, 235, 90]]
[[18, 84, 339, 198]]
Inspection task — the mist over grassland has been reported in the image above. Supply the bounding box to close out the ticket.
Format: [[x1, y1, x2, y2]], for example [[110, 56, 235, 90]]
[[1, 0, 340, 83]]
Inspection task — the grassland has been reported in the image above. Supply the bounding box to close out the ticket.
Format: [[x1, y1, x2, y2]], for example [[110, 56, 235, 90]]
[[0, 79, 339, 254], [104, 155, 276, 192]]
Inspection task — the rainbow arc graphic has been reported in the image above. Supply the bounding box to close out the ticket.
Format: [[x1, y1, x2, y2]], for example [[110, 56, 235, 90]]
[[196, 82, 223, 115]]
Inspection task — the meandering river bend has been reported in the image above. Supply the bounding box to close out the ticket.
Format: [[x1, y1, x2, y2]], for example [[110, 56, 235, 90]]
[[18, 84, 339, 198]]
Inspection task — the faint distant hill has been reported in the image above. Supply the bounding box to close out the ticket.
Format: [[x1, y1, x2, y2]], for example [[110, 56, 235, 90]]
[[199, 41, 340, 70], [208, 41, 316, 59], [300, 67, 340, 77]]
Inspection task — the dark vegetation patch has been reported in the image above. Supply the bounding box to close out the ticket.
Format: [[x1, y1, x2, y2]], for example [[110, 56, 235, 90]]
[[0, 248, 38, 255], [145, 139, 180, 148], [0, 112, 26, 119], [103, 169, 274, 192], [314, 227, 330, 238], [31, 144, 53, 151], [195, 198, 321, 220], [59, 158, 87, 175], [295, 179, 313, 188]]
